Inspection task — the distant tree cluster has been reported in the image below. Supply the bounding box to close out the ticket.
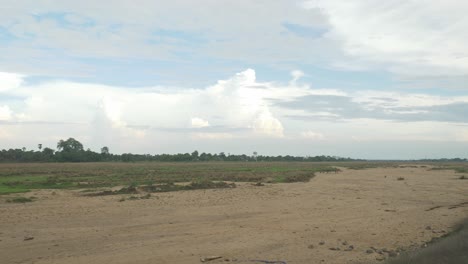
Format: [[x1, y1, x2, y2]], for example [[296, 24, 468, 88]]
[[0, 139, 357, 163], [5, 137, 464, 163], [0, 138, 112, 163]]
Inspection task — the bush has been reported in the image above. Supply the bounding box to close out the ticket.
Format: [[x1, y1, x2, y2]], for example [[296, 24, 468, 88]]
[[281, 173, 315, 183]]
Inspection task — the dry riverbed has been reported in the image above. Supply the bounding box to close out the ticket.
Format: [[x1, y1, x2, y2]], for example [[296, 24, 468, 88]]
[[1, 166, 467, 264]]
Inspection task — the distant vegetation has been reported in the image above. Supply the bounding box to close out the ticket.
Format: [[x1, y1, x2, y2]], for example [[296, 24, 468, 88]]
[[0, 162, 332, 194], [1, 137, 359, 163]]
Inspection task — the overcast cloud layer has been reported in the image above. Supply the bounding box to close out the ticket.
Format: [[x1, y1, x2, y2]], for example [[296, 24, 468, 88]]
[[1, 1, 468, 159]]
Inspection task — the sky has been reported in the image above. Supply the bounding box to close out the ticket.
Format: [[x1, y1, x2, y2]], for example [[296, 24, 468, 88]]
[[1, 0, 468, 159]]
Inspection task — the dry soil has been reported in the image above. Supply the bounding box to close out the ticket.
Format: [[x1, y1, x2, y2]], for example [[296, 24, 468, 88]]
[[0, 166, 467, 264]]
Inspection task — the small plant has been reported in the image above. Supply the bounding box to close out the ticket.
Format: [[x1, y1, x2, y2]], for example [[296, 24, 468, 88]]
[[397, 177, 405, 181], [459, 175, 466, 180], [7, 197, 35, 203], [283, 173, 315, 182], [118, 197, 126, 202]]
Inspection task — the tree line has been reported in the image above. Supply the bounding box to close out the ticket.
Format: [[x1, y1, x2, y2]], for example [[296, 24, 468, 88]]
[[0, 138, 360, 163]]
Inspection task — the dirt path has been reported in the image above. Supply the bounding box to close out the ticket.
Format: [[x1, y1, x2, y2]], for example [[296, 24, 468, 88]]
[[1, 166, 467, 264]]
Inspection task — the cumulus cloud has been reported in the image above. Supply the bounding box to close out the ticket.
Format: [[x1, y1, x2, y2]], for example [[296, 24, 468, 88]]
[[0, 105, 12, 121], [1, 68, 468, 157], [0, 69, 299, 150], [191, 117, 210, 128], [300, 131, 325, 140], [0, 72, 23, 92], [252, 108, 284, 138]]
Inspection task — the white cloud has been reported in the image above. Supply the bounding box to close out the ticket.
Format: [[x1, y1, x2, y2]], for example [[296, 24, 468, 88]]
[[0, 105, 12, 121], [302, 0, 468, 77], [0, 72, 23, 92], [0, 69, 302, 150], [252, 108, 284, 137], [300, 131, 325, 140], [1, 69, 468, 157], [191, 117, 210, 128], [290, 70, 304, 85], [0, 1, 343, 80]]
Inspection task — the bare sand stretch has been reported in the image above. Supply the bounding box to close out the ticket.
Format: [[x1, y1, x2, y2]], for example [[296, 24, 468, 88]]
[[1, 166, 467, 264]]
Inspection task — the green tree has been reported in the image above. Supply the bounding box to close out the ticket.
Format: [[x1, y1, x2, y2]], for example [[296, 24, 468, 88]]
[[191, 150, 199, 161], [42, 147, 54, 155], [101, 146, 110, 155], [57, 138, 84, 152], [56, 138, 85, 162]]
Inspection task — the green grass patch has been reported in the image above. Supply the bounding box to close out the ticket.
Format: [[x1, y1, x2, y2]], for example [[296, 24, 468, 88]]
[[0, 162, 340, 193], [0, 185, 30, 195], [6, 196, 35, 203]]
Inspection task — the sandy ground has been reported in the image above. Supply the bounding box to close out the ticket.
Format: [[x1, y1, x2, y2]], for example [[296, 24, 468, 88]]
[[0, 166, 467, 264]]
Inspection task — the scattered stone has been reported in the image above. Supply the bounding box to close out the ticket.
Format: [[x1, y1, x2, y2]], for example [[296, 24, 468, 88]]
[[376, 256, 386, 261], [366, 249, 374, 254], [253, 182, 264, 187], [344, 245, 354, 251], [376, 249, 383, 254], [200, 256, 223, 262], [24, 236, 34, 241], [329, 247, 340, 251], [308, 245, 314, 249], [388, 251, 398, 257], [319, 241, 325, 245], [425, 226, 432, 230], [342, 241, 348, 246]]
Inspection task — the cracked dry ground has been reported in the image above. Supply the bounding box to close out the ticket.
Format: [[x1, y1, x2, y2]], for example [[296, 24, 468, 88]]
[[1, 166, 467, 264]]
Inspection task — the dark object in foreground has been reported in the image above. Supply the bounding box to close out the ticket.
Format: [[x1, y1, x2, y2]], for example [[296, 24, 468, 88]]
[[384, 218, 468, 264]]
